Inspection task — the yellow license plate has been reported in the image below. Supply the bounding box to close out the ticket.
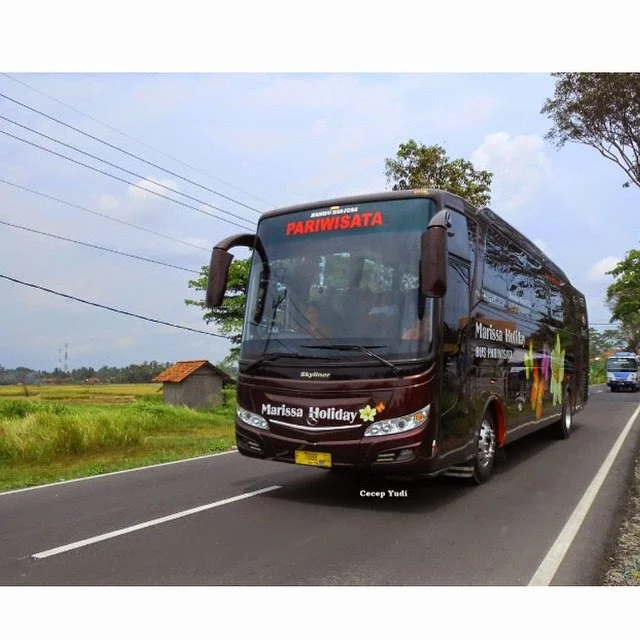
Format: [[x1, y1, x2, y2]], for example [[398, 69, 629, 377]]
[[295, 450, 332, 468]]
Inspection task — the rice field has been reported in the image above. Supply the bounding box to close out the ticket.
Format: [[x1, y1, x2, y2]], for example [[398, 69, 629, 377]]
[[0, 384, 237, 491], [0, 382, 164, 403]]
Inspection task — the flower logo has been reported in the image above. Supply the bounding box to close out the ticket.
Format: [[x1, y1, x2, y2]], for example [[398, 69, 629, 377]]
[[524, 340, 534, 379], [530, 363, 546, 419], [550, 334, 565, 405], [359, 405, 377, 422], [541, 343, 551, 384]]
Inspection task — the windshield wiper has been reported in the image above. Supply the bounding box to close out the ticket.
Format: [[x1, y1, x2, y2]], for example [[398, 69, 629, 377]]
[[244, 352, 339, 373], [244, 353, 298, 373], [301, 343, 401, 375]]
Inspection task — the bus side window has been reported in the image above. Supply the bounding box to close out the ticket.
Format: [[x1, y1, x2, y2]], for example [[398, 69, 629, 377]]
[[444, 258, 471, 356], [440, 257, 472, 419], [483, 229, 509, 301], [547, 280, 564, 325], [447, 209, 475, 264]]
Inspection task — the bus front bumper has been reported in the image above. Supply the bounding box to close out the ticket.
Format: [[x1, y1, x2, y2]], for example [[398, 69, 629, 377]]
[[607, 380, 638, 389], [235, 422, 438, 475]]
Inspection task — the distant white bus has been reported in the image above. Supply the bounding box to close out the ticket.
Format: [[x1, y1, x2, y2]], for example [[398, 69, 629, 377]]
[[605, 352, 640, 392]]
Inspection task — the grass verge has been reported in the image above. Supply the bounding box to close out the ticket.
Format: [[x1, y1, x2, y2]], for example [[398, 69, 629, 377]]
[[601, 455, 640, 586]]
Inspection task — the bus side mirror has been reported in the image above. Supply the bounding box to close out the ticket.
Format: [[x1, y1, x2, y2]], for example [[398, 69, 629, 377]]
[[420, 210, 450, 299], [205, 233, 257, 309], [206, 247, 233, 309]]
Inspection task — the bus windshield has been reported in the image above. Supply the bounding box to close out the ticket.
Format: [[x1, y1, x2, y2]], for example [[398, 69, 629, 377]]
[[606, 357, 638, 371], [241, 198, 436, 369]]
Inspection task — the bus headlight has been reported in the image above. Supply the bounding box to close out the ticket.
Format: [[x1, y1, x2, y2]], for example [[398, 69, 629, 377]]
[[236, 406, 269, 430], [363, 405, 430, 437]]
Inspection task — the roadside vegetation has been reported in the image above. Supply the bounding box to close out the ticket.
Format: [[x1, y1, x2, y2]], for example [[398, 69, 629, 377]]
[[590, 360, 606, 384], [0, 384, 236, 492], [601, 455, 640, 586]]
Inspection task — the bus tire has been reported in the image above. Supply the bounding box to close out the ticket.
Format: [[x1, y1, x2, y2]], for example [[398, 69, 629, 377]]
[[555, 388, 573, 440], [471, 412, 496, 485]]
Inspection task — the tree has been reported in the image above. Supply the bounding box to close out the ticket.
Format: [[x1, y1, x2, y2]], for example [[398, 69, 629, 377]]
[[606, 250, 640, 322], [384, 139, 493, 207], [589, 327, 626, 359], [185, 257, 251, 367], [605, 249, 640, 352], [541, 73, 640, 189]]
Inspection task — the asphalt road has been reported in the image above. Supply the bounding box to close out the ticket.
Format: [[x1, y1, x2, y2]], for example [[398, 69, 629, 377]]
[[1, 383, 639, 586]]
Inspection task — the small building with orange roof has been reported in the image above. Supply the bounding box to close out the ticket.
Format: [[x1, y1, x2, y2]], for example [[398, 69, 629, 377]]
[[153, 360, 234, 408]]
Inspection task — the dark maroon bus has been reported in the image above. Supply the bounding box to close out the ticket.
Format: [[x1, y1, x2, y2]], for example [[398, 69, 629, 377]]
[[207, 190, 589, 483]]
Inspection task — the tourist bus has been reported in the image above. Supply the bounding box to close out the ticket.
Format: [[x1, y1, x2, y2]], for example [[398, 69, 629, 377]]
[[206, 189, 589, 483], [605, 352, 640, 392]]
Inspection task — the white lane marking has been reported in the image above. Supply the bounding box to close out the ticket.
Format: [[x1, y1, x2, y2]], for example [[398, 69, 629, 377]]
[[528, 401, 640, 586], [32, 485, 281, 559], [0, 450, 238, 497], [596, 390, 603, 393]]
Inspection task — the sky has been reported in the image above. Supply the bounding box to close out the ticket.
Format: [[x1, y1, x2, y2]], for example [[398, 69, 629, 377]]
[[2, 4, 640, 373]]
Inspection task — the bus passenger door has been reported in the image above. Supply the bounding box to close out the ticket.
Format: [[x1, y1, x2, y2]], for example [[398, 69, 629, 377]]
[[439, 258, 473, 456]]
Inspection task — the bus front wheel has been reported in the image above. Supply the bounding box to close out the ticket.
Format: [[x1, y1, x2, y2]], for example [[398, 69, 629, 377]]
[[472, 412, 496, 485]]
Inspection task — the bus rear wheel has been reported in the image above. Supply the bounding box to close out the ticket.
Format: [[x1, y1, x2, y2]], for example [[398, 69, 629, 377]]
[[554, 388, 572, 440], [472, 413, 496, 485]]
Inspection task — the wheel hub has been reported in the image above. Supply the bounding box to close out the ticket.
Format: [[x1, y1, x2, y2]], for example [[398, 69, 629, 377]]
[[564, 399, 572, 431], [477, 419, 496, 468]]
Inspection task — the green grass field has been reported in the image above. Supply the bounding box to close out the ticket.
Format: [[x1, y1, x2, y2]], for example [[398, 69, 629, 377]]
[[0, 382, 165, 402], [0, 383, 237, 492]]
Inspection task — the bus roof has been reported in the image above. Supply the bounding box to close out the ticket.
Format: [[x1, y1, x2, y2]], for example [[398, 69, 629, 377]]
[[261, 189, 455, 218], [261, 189, 574, 290]]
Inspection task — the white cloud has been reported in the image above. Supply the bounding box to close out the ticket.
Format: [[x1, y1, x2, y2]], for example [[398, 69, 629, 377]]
[[588, 256, 621, 282], [95, 194, 120, 211], [472, 132, 550, 211], [127, 177, 178, 201]]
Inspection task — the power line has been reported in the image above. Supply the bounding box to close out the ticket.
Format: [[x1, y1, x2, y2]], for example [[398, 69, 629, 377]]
[[0, 129, 255, 232], [0, 114, 258, 227], [0, 273, 226, 338], [0, 88, 269, 214], [1, 73, 277, 209], [0, 178, 210, 254], [0, 219, 201, 274]]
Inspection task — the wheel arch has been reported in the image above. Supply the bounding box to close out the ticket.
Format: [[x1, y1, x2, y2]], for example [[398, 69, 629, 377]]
[[564, 381, 574, 409], [480, 395, 507, 448]]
